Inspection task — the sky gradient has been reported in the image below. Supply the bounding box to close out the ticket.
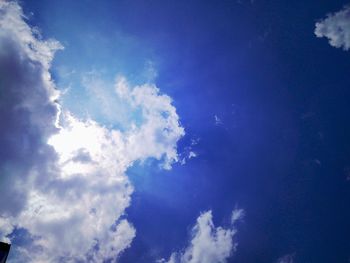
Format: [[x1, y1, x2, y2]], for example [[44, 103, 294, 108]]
[[1, 0, 350, 262]]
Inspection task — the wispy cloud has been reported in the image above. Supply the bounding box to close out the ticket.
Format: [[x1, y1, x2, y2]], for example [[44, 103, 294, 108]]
[[179, 138, 199, 165], [214, 115, 223, 125], [0, 2, 184, 262], [276, 253, 295, 263], [315, 5, 350, 50], [159, 209, 244, 263]]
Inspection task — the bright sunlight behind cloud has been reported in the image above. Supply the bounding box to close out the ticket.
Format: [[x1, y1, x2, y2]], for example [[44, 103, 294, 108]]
[[0, 2, 184, 262]]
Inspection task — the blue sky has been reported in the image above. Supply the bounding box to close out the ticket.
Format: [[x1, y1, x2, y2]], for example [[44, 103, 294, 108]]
[[1, 0, 350, 262]]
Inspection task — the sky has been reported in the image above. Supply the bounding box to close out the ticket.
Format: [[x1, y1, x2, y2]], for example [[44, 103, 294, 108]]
[[0, 0, 350, 262]]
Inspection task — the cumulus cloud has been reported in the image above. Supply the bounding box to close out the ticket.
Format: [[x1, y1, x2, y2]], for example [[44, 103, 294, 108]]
[[0, 1, 184, 262], [160, 209, 244, 263], [315, 5, 350, 50], [0, 0, 62, 219]]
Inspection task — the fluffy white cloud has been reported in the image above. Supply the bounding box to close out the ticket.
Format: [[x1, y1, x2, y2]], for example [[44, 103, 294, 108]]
[[160, 209, 244, 263], [0, 1, 184, 262], [315, 5, 350, 50], [115, 76, 185, 169]]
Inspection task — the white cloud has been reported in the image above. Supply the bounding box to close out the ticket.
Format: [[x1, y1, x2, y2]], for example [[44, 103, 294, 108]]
[[0, 2, 184, 262], [315, 5, 350, 50], [160, 209, 244, 263], [115, 76, 185, 169]]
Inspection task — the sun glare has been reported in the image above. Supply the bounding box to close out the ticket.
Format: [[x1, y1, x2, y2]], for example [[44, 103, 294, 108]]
[[48, 114, 104, 176]]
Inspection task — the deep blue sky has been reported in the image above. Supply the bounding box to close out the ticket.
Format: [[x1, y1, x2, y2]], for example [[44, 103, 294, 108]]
[[20, 0, 350, 262]]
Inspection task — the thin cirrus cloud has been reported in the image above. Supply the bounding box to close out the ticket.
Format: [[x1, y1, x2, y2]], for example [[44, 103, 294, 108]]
[[0, 1, 184, 262], [159, 209, 244, 263], [315, 5, 350, 51]]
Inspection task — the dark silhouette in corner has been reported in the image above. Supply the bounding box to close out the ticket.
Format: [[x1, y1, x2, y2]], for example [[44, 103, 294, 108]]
[[0, 242, 10, 263]]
